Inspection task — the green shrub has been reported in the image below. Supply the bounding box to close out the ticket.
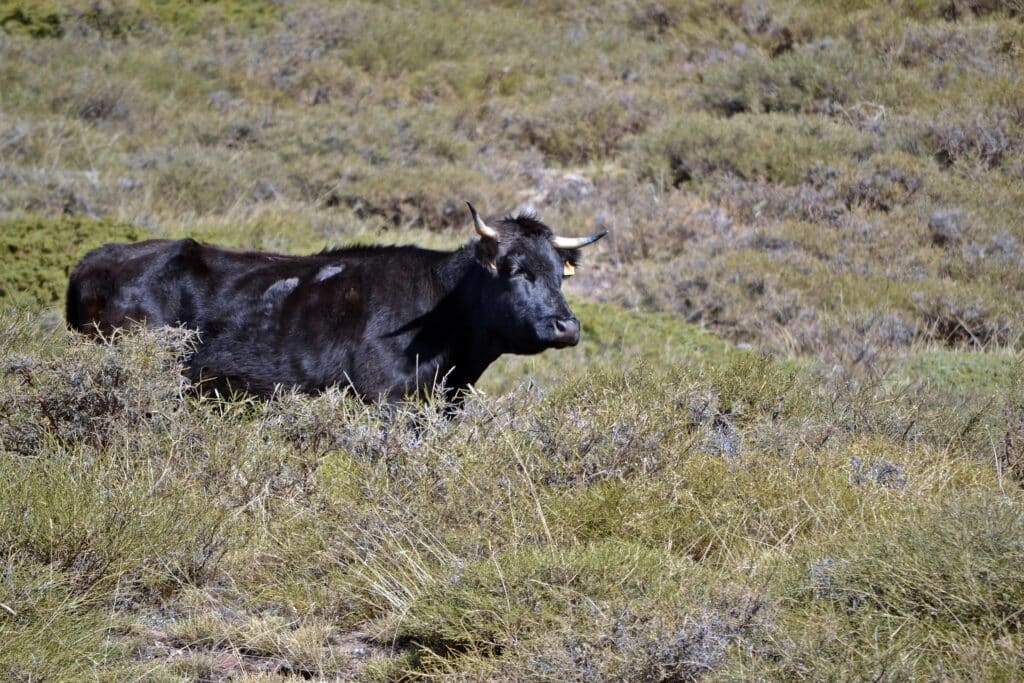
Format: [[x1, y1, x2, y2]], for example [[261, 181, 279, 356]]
[[826, 496, 1024, 629], [386, 540, 698, 649], [0, 216, 142, 307], [508, 94, 648, 165], [0, 2, 62, 38], [0, 0, 280, 38], [701, 43, 906, 116], [0, 559, 109, 680], [635, 112, 869, 187]]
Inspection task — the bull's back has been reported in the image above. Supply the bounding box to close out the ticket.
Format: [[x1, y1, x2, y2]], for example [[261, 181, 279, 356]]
[[67, 238, 320, 336]]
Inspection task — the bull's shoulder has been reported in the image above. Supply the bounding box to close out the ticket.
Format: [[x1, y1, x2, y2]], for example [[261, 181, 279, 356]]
[[317, 244, 451, 261], [312, 244, 453, 283]]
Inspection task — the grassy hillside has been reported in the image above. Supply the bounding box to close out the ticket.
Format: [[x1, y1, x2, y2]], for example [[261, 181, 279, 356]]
[[2, 0, 1024, 680]]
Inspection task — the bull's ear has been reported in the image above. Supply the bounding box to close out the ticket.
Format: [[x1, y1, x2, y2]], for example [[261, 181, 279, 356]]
[[558, 248, 581, 278], [474, 237, 499, 273]]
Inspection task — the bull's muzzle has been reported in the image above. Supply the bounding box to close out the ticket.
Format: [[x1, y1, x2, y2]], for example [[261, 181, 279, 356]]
[[550, 316, 580, 347]]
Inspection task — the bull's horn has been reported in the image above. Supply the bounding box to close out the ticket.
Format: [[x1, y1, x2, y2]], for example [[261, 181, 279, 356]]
[[466, 202, 499, 240], [552, 231, 608, 249]]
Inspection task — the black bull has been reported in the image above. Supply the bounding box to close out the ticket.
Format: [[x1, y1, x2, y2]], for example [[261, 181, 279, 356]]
[[66, 206, 606, 402]]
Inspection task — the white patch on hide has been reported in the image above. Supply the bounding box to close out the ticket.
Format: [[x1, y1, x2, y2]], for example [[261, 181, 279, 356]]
[[262, 277, 299, 313], [315, 264, 345, 282]]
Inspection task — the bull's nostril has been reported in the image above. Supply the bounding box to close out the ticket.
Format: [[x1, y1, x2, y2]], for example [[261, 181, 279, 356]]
[[552, 317, 580, 342]]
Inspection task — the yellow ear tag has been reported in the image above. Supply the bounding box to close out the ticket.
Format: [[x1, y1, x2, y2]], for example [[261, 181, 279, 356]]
[[563, 261, 575, 277], [487, 262, 497, 271]]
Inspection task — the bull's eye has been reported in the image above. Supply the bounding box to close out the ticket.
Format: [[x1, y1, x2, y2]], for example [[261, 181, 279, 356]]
[[509, 263, 530, 280]]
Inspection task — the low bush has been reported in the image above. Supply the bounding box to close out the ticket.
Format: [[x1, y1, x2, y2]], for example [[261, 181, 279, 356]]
[[0, 217, 142, 306], [701, 42, 907, 117]]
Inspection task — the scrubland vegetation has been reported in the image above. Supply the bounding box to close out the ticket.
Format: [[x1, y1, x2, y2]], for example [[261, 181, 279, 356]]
[[2, 0, 1024, 679]]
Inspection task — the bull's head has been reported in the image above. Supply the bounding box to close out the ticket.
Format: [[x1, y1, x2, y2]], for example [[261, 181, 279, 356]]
[[467, 203, 606, 354]]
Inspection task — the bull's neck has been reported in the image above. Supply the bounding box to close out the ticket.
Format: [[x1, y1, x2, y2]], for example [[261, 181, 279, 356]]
[[418, 245, 501, 392]]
